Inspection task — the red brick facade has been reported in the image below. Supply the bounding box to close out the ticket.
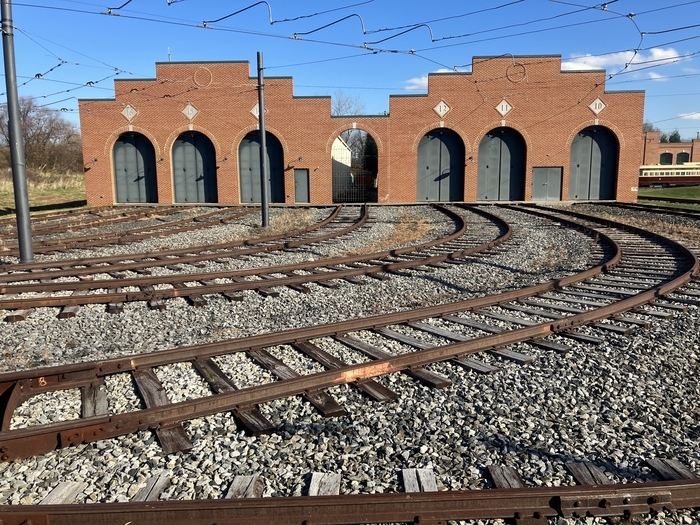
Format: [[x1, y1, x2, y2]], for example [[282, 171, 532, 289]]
[[79, 55, 644, 205], [641, 132, 700, 166]]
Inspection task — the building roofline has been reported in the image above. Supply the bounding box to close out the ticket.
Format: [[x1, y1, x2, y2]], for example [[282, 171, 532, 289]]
[[155, 60, 249, 65]]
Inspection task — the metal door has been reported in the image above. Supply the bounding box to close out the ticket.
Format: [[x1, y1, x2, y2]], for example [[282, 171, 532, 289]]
[[477, 128, 526, 201], [113, 133, 157, 203], [294, 169, 309, 203], [172, 132, 217, 203], [238, 131, 284, 203], [568, 126, 617, 200], [416, 129, 464, 201], [531, 167, 562, 201]]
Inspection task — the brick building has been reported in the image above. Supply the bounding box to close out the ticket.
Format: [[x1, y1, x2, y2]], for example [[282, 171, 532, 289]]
[[641, 132, 700, 166], [639, 132, 700, 187], [78, 55, 644, 206]]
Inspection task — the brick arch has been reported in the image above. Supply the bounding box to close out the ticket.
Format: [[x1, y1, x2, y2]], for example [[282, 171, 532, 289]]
[[165, 125, 224, 160], [230, 124, 290, 159], [565, 120, 625, 151], [411, 123, 472, 156], [325, 123, 385, 154], [472, 121, 532, 153], [103, 126, 161, 159]]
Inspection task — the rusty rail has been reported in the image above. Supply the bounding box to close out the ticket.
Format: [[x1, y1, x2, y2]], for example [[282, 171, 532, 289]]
[[0, 479, 698, 524]]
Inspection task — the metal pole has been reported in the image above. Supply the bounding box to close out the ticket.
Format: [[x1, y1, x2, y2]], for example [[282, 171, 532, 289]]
[[1, 0, 33, 261], [257, 51, 269, 228]]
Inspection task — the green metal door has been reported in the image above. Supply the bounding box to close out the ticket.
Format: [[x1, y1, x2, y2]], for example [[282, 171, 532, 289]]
[[568, 126, 618, 200], [238, 131, 284, 203], [531, 167, 562, 201], [294, 169, 309, 203], [172, 132, 217, 203], [113, 133, 157, 203], [477, 128, 526, 201], [416, 129, 464, 201]]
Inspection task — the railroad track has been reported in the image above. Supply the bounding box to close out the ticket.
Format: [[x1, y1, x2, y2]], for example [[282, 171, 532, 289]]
[[0, 205, 503, 320], [0, 205, 184, 240], [0, 206, 259, 256], [593, 200, 700, 221], [1, 204, 699, 523]]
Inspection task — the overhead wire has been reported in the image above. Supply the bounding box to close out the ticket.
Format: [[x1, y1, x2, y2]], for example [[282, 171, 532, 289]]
[[8, 0, 700, 122]]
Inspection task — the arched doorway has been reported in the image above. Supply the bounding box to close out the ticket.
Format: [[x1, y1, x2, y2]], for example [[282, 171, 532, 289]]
[[113, 132, 157, 203], [677, 152, 690, 164], [416, 129, 465, 201], [171, 132, 217, 203], [660, 153, 673, 165], [477, 128, 526, 201], [568, 126, 618, 200], [238, 131, 284, 203], [332, 129, 378, 203]]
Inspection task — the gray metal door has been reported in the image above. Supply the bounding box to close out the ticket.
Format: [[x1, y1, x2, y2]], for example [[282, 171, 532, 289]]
[[532, 167, 562, 201], [416, 129, 464, 201], [238, 131, 284, 203], [568, 126, 617, 200], [294, 169, 309, 203], [113, 133, 157, 203], [172, 132, 217, 203], [477, 128, 526, 201]]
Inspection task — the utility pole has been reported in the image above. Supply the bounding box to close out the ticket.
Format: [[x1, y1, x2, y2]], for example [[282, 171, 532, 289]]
[[257, 51, 269, 228], [1, 0, 33, 262]]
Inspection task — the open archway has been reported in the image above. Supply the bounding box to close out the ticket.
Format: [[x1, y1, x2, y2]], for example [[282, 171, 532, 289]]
[[171, 131, 217, 203], [416, 129, 465, 201], [113, 132, 157, 203], [332, 129, 378, 203]]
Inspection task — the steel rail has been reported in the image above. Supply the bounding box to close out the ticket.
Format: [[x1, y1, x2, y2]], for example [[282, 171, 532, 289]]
[[0, 205, 135, 231], [637, 195, 700, 205], [0, 207, 696, 464], [0, 207, 254, 255], [0, 207, 615, 459], [0, 205, 463, 308], [2, 479, 698, 525], [0, 206, 174, 238], [0, 205, 345, 275]]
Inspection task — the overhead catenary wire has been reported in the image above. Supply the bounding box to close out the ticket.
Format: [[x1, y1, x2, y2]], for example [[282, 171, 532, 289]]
[[5, 0, 700, 128]]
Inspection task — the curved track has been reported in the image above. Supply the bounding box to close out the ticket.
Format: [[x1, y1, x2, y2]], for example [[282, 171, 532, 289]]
[[0, 205, 504, 317], [1, 204, 699, 523]]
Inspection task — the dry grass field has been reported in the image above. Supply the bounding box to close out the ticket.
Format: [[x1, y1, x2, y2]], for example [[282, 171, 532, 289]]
[[0, 168, 86, 215]]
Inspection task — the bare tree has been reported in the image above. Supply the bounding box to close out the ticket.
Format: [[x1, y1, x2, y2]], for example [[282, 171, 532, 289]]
[[0, 96, 83, 172], [643, 121, 659, 133], [331, 90, 365, 116]]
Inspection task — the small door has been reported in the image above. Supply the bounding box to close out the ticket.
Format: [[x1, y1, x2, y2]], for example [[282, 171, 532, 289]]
[[532, 167, 562, 201], [294, 169, 309, 203]]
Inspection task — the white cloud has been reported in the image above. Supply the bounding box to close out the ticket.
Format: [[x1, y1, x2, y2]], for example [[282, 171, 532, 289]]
[[404, 68, 454, 91], [562, 51, 636, 71], [562, 47, 680, 79], [649, 72, 669, 82], [679, 112, 700, 120], [405, 75, 428, 90]]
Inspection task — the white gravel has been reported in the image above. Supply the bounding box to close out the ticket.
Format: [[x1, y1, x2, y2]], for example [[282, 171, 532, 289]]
[[0, 203, 698, 525]]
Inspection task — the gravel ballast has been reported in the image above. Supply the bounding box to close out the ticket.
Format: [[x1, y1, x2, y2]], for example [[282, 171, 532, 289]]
[[0, 204, 698, 524]]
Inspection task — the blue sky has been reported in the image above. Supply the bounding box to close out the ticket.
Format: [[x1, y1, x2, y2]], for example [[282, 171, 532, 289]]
[[3, 0, 700, 138]]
